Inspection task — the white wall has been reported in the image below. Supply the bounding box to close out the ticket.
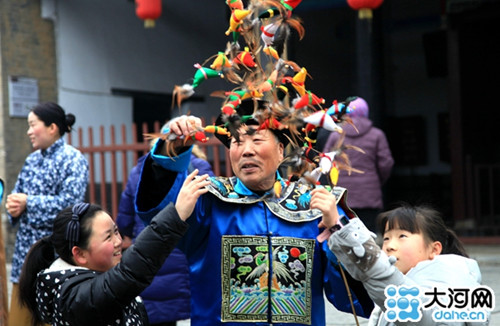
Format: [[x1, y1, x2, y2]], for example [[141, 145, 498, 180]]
[[42, 0, 229, 181]]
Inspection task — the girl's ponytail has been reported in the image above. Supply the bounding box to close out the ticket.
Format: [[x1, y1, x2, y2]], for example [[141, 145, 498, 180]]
[[444, 228, 469, 257], [19, 236, 56, 326]]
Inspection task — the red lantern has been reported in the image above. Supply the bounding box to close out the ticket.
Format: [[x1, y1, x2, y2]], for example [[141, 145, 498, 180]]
[[347, 0, 383, 19], [135, 0, 162, 28]]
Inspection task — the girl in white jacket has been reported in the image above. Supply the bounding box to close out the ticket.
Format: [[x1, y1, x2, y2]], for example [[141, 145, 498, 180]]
[[314, 192, 492, 326]]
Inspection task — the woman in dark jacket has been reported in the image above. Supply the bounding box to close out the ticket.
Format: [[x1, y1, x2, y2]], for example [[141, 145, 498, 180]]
[[18, 170, 210, 326], [116, 145, 213, 325]]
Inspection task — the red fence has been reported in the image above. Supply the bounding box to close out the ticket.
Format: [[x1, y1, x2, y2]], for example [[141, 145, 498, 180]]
[[67, 121, 231, 218]]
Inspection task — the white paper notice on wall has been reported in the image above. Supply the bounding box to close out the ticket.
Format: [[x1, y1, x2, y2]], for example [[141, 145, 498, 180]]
[[8, 76, 39, 118]]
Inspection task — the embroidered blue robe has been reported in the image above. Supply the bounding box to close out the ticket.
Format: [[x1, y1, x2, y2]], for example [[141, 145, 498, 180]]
[[136, 141, 373, 326]]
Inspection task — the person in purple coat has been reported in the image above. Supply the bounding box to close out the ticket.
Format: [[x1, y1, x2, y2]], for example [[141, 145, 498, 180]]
[[116, 145, 214, 326], [323, 97, 394, 233]]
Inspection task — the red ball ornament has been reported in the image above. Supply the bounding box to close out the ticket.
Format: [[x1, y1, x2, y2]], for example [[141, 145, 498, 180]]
[[135, 0, 162, 28], [290, 247, 301, 258], [347, 0, 384, 19]]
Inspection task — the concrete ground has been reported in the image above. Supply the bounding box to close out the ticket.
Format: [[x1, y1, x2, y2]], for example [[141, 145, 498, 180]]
[[7, 244, 499, 325]]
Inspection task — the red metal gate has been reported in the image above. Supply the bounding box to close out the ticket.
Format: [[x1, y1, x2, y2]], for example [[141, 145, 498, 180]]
[[67, 121, 231, 218]]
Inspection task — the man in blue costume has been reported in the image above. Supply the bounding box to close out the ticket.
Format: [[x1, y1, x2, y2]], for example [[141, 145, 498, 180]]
[[135, 100, 373, 326]]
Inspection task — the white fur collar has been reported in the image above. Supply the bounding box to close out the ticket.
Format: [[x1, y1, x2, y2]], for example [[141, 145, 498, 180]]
[[45, 257, 88, 273]]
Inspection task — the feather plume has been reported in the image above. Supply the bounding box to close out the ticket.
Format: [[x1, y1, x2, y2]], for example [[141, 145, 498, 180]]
[[164, 0, 368, 192]]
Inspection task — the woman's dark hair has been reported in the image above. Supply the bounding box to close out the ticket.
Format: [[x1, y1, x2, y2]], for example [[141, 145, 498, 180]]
[[377, 203, 468, 257], [18, 203, 102, 326], [31, 102, 76, 136]]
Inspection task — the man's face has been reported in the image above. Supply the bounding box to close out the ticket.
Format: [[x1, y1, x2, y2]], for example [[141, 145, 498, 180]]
[[229, 128, 284, 192]]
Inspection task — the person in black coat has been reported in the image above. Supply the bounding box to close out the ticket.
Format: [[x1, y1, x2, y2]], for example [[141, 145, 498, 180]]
[[18, 170, 211, 326], [116, 144, 215, 326]]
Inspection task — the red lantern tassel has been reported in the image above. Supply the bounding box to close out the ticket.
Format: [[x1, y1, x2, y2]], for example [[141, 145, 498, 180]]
[[135, 0, 162, 28], [346, 0, 384, 20]]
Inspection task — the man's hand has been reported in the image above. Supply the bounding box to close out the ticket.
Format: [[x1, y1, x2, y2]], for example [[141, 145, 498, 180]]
[[6, 193, 28, 218], [158, 115, 204, 156], [310, 187, 340, 229], [168, 115, 203, 148], [310, 187, 340, 243]]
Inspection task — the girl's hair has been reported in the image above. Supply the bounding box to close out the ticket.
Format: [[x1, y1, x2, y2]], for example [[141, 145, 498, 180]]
[[377, 203, 468, 257], [31, 102, 76, 137], [18, 203, 103, 326]]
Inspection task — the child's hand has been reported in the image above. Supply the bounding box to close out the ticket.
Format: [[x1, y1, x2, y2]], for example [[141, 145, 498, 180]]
[[310, 187, 340, 242], [175, 169, 211, 221]]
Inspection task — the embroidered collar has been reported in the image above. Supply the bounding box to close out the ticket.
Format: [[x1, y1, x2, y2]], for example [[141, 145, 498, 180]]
[[207, 175, 354, 223], [233, 171, 281, 198]]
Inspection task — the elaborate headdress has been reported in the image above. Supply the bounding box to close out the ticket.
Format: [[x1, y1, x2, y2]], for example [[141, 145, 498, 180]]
[[159, 0, 364, 190]]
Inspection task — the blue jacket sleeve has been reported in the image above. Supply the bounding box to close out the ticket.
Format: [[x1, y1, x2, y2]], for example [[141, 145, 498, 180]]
[[135, 140, 192, 224]]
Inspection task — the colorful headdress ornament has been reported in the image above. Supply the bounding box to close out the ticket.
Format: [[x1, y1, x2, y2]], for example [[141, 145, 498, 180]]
[[164, 0, 363, 189]]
